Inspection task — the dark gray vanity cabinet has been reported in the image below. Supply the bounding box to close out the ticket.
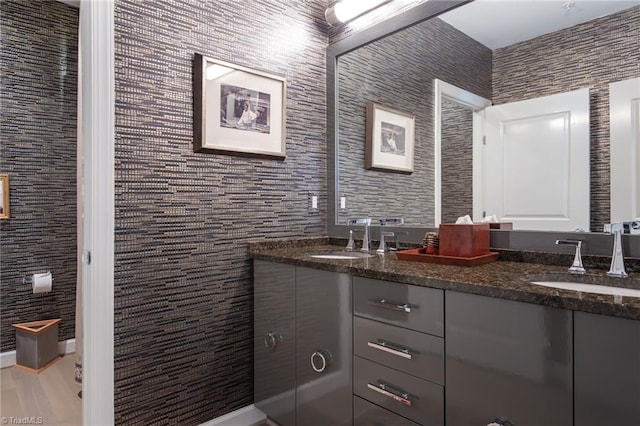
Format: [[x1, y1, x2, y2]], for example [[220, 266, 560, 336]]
[[445, 291, 573, 426], [353, 277, 445, 426], [574, 312, 640, 426], [295, 266, 352, 426], [254, 260, 296, 426], [254, 261, 352, 426]]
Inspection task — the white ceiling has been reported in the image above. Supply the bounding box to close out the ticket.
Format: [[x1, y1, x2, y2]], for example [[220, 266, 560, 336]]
[[439, 0, 640, 50]]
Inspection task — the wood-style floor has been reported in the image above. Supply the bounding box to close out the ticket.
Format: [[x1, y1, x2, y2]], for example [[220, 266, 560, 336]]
[[1, 354, 82, 425]]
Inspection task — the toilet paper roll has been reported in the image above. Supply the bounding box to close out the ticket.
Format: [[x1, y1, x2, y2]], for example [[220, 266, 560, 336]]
[[32, 272, 52, 294]]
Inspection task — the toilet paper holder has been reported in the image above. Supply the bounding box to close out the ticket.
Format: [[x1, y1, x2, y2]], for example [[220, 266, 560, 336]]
[[23, 272, 54, 286]]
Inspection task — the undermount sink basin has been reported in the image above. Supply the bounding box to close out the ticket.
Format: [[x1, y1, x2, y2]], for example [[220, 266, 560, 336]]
[[309, 251, 375, 260], [525, 273, 640, 298]]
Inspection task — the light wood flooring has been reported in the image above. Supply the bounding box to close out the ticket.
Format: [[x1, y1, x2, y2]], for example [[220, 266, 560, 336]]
[[1, 354, 82, 425]]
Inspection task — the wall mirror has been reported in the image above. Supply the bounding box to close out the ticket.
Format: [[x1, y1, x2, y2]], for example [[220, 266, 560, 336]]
[[327, 0, 640, 235]]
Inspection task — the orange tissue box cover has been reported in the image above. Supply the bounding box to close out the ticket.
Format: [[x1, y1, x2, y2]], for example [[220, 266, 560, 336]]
[[438, 223, 490, 258]]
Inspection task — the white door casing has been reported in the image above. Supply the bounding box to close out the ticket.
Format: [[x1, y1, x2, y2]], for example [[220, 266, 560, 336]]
[[81, 0, 115, 424], [483, 88, 590, 231], [610, 77, 640, 223], [434, 79, 491, 225]]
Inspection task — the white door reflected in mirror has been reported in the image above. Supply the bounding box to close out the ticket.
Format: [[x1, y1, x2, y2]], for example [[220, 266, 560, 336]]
[[483, 88, 590, 231], [610, 77, 640, 224]]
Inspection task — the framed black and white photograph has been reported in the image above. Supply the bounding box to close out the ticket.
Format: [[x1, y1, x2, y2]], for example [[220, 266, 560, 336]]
[[193, 53, 286, 158], [365, 102, 415, 173], [0, 174, 9, 219]]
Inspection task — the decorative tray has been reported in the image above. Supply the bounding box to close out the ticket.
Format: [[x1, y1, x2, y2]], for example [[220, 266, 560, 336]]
[[395, 248, 500, 267]]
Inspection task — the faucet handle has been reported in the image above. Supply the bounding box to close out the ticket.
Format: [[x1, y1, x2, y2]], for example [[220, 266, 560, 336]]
[[347, 217, 372, 226], [380, 217, 404, 226], [555, 239, 586, 275], [604, 222, 624, 233], [377, 231, 395, 254]]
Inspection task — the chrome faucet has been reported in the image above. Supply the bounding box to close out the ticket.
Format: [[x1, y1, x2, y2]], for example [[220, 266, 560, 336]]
[[345, 230, 356, 251], [347, 218, 372, 252], [377, 231, 395, 254], [379, 217, 405, 252], [606, 223, 628, 278], [555, 239, 586, 274]]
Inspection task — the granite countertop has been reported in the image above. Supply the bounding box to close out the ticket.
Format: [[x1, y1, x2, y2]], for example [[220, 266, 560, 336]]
[[249, 239, 640, 320]]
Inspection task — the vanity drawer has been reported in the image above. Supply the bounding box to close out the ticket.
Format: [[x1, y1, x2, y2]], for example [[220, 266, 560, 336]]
[[353, 277, 444, 337], [354, 395, 420, 426], [354, 356, 444, 425], [354, 316, 444, 385]]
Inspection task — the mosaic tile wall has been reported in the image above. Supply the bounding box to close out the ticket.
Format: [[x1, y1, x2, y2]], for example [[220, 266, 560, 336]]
[[113, 0, 328, 423], [441, 99, 473, 224], [0, 0, 78, 352], [337, 17, 492, 225], [493, 6, 640, 231]]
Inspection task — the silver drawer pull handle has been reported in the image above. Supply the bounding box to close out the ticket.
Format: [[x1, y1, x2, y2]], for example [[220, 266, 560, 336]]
[[311, 350, 328, 373], [368, 298, 412, 313], [367, 340, 413, 360], [367, 382, 412, 407]]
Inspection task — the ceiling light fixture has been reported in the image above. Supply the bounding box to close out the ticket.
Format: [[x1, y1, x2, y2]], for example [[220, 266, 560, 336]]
[[325, 0, 391, 26]]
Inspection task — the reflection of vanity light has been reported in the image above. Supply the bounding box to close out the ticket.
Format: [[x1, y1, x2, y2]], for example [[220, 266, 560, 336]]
[[206, 64, 233, 80], [325, 0, 389, 26], [549, 117, 568, 129]]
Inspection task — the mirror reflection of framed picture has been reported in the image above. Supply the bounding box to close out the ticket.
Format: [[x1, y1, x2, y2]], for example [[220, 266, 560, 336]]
[[365, 102, 415, 173], [0, 174, 9, 219], [193, 53, 287, 159]]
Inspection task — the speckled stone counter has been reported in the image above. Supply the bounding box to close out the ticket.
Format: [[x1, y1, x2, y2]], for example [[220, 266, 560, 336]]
[[249, 239, 640, 320]]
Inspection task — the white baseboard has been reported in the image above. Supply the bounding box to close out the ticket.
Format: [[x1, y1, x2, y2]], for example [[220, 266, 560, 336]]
[[59, 338, 76, 355], [1, 338, 76, 369], [200, 404, 267, 426], [0, 351, 16, 368]]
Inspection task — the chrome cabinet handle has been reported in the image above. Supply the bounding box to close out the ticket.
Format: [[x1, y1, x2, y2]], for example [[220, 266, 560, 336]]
[[367, 382, 412, 407], [264, 331, 282, 350], [311, 350, 329, 373], [367, 339, 413, 360], [368, 298, 412, 313]]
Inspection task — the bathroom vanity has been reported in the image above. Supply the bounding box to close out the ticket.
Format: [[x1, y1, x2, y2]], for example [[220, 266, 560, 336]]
[[251, 241, 640, 426]]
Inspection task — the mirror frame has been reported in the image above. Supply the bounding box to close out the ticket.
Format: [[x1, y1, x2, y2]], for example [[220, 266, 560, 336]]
[[325, 0, 640, 258]]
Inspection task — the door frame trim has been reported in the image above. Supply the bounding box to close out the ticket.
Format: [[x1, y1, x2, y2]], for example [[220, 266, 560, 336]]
[[80, 0, 115, 423], [434, 79, 491, 225]]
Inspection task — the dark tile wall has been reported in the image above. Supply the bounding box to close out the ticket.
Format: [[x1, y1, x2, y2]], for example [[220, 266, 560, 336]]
[[113, 0, 328, 423], [337, 17, 491, 225], [493, 5, 640, 231], [0, 0, 78, 352], [441, 99, 473, 224]]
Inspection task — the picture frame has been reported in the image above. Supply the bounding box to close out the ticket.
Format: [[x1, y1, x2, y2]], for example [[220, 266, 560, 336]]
[[365, 102, 415, 173], [0, 174, 9, 219], [193, 53, 287, 159]]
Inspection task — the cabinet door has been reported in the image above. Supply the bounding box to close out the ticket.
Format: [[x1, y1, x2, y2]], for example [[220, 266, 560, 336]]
[[296, 267, 352, 426], [446, 291, 572, 426], [254, 260, 296, 426], [575, 312, 640, 426]]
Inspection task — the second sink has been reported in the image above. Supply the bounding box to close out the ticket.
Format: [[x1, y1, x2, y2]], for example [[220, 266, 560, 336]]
[[525, 273, 640, 298]]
